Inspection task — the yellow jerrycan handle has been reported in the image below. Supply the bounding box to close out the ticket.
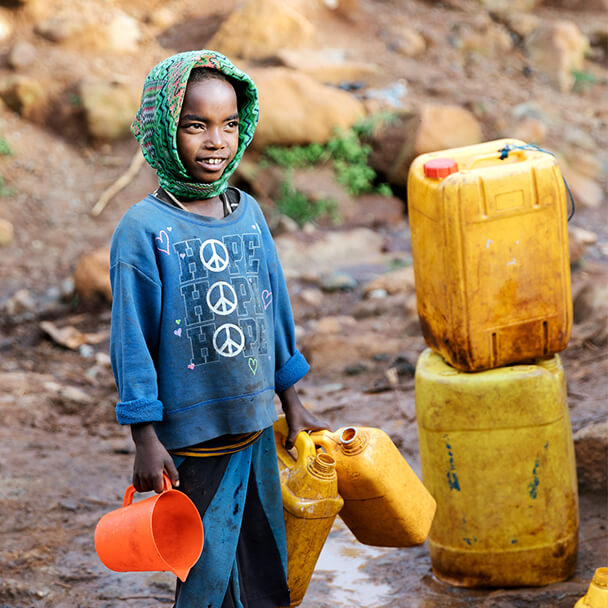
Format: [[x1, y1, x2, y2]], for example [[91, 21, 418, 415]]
[[273, 415, 317, 470], [464, 147, 527, 170]]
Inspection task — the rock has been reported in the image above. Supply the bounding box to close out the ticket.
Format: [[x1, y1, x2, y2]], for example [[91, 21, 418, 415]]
[[390, 26, 427, 57], [208, 0, 314, 61], [248, 67, 365, 148], [368, 105, 482, 186], [415, 104, 483, 155], [275, 228, 386, 280], [321, 0, 360, 15], [0, 74, 47, 119], [541, 0, 608, 10], [8, 40, 37, 70], [569, 226, 598, 265], [35, 13, 89, 42], [4, 288, 36, 317], [0, 12, 12, 41], [276, 48, 380, 85], [0, 217, 14, 246], [573, 420, 608, 493], [572, 280, 608, 324], [79, 78, 140, 140], [502, 13, 542, 39], [319, 270, 357, 291], [146, 7, 179, 29], [73, 246, 111, 302], [363, 266, 416, 297], [104, 12, 141, 53], [559, 158, 605, 209], [314, 315, 357, 334], [474, 0, 539, 10], [525, 21, 589, 92], [510, 118, 548, 144], [450, 19, 513, 56]]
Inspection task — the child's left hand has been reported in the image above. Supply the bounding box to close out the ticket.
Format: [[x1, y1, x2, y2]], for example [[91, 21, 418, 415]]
[[278, 385, 330, 450]]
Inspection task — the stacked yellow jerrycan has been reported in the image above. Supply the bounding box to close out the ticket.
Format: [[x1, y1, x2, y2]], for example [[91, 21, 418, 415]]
[[408, 138, 572, 372], [409, 139, 579, 587], [575, 568, 608, 607], [273, 416, 343, 607], [415, 350, 578, 587], [311, 426, 436, 547]]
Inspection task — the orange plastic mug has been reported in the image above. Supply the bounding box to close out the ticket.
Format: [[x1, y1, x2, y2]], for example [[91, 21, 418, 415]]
[[94, 475, 204, 582]]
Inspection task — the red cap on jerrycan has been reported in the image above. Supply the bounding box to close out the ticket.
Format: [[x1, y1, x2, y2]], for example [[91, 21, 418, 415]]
[[424, 158, 458, 179]]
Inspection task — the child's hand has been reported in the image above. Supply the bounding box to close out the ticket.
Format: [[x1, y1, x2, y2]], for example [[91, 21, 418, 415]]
[[278, 386, 331, 450], [131, 423, 180, 493]]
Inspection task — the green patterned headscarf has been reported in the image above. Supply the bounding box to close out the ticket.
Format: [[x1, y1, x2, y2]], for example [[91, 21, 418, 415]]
[[131, 49, 259, 200]]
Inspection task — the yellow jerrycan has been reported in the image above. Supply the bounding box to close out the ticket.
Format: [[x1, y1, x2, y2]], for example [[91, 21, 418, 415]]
[[273, 416, 343, 607], [407, 138, 572, 372], [311, 426, 436, 547], [415, 348, 579, 587], [575, 568, 608, 608]]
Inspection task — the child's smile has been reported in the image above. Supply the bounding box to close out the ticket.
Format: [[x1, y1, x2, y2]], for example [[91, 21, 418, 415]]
[[177, 77, 240, 184]]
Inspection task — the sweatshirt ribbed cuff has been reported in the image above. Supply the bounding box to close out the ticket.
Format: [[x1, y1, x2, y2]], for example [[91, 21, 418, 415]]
[[275, 351, 310, 393], [116, 398, 164, 425]]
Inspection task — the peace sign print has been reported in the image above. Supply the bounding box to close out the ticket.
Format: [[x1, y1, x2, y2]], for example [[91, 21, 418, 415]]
[[213, 323, 245, 357], [207, 281, 238, 316], [200, 239, 229, 273]]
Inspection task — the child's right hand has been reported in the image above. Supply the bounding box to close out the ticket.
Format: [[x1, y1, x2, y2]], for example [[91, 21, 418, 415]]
[[130, 423, 180, 493]]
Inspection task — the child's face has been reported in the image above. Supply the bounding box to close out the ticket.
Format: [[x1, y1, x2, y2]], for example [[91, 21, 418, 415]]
[[176, 78, 240, 184]]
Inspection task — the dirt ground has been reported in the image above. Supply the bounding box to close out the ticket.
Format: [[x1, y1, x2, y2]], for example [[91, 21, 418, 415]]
[[0, 0, 606, 606]]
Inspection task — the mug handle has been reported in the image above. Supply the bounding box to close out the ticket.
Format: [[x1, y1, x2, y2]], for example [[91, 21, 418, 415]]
[[122, 473, 173, 507]]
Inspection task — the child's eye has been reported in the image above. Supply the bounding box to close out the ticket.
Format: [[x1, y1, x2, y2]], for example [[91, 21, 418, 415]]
[[226, 121, 239, 129]]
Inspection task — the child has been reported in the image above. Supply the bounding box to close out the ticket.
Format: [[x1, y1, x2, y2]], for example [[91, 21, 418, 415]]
[[109, 49, 328, 607]]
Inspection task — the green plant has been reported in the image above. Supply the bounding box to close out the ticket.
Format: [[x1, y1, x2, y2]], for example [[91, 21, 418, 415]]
[[262, 121, 393, 198], [0, 174, 15, 197], [0, 136, 12, 156], [275, 175, 338, 227], [572, 70, 597, 92]]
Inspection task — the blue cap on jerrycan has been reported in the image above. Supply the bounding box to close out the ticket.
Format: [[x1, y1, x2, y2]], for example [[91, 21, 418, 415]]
[[424, 158, 458, 179]]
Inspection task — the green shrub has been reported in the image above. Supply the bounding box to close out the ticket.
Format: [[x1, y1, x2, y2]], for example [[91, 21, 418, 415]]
[[262, 121, 393, 197], [275, 175, 338, 227]]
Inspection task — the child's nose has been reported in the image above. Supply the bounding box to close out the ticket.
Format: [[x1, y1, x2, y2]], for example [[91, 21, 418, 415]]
[[204, 127, 224, 148]]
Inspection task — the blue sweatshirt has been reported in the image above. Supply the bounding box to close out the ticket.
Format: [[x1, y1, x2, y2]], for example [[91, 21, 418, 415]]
[[109, 190, 309, 450]]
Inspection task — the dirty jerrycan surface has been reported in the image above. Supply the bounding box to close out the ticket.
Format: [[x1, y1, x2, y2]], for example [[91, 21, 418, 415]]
[[408, 138, 572, 372], [575, 568, 608, 608], [415, 349, 578, 587], [94, 474, 204, 582], [274, 416, 343, 607], [311, 426, 436, 547]]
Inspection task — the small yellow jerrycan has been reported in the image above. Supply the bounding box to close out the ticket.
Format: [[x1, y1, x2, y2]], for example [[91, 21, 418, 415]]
[[273, 416, 343, 607], [575, 568, 608, 608], [311, 426, 436, 547]]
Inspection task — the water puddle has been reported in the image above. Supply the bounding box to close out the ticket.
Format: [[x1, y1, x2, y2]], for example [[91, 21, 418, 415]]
[[303, 519, 393, 607]]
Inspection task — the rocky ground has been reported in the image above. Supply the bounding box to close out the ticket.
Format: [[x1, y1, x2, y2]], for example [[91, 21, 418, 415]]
[[0, 0, 606, 606]]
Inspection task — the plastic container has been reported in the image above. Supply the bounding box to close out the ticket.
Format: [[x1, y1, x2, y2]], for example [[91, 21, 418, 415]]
[[274, 416, 344, 607], [94, 475, 204, 582], [311, 426, 436, 547], [575, 568, 608, 608], [415, 348, 579, 587], [407, 138, 572, 372]]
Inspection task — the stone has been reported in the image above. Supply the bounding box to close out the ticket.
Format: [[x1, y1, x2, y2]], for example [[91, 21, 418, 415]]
[[526, 21, 589, 92], [208, 0, 314, 61], [390, 26, 427, 57], [559, 158, 604, 209], [0, 75, 47, 119], [0, 12, 12, 41], [276, 48, 380, 85], [510, 118, 548, 144], [35, 14, 89, 42], [541, 0, 608, 10], [248, 67, 365, 148], [0, 217, 13, 246], [79, 78, 140, 140], [474, 0, 539, 10], [4, 288, 36, 317], [363, 266, 416, 297], [503, 13, 542, 39], [573, 420, 608, 493], [73, 246, 111, 302], [321, 0, 360, 15], [572, 280, 608, 324], [104, 12, 141, 53], [569, 226, 598, 265], [368, 105, 482, 187], [319, 270, 358, 291], [8, 40, 37, 70], [415, 104, 483, 156]]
